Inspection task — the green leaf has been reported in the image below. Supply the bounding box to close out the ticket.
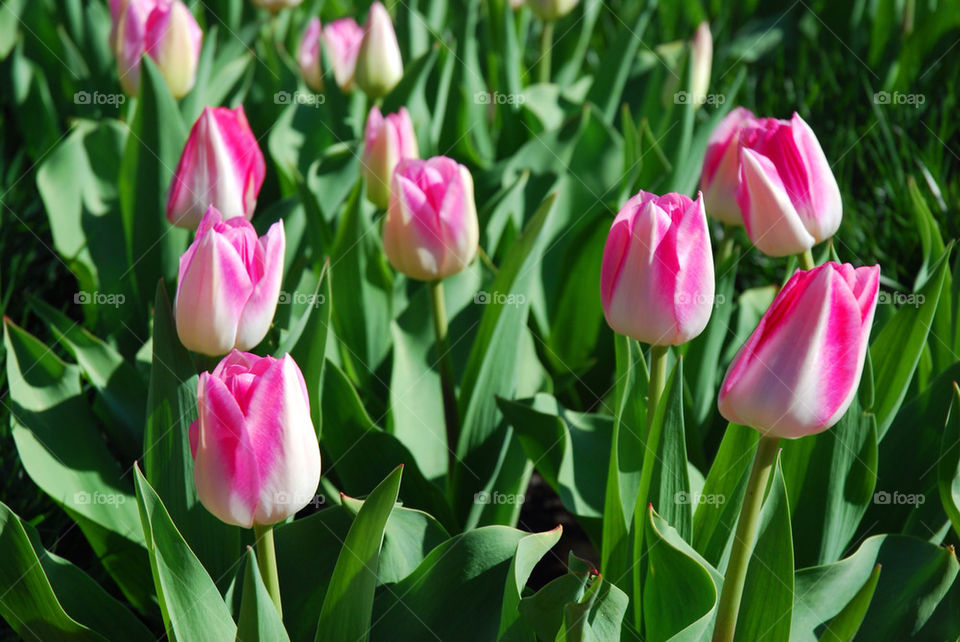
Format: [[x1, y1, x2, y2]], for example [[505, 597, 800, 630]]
[[647, 358, 692, 543], [939, 382, 960, 539], [558, 563, 630, 642], [498, 526, 564, 640], [133, 464, 237, 641], [735, 453, 793, 642], [520, 553, 598, 642], [0, 501, 153, 641], [237, 548, 290, 642], [818, 563, 881, 642], [586, 6, 653, 121], [316, 466, 403, 642], [3, 319, 153, 612]]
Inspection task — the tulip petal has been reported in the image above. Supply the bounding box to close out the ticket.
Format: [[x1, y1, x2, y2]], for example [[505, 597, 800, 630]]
[[789, 113, 843, 241], [235, 220, 285, 351]]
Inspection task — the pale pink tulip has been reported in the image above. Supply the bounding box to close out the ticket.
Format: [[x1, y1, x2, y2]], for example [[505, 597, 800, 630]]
[[298, 17, 324, 92], [191, 350, 321, 528], [363, 106, 419, 209], [718, 262, 879, 439], [175, 207, 284, 356], [323, 18, 364, 92], [690, 22, 712, 106], [166, 106, 266, 229], [383, 156, 479, 281], [527, 0, 579, 20], [354, 2, 403, 98], [251, 0, 303, 10], [700, 107, 757, 225], [600, 191, 714, 346], [736, 113, 842, 256]]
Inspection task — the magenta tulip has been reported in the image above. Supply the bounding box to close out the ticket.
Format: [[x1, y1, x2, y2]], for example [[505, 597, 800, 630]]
[[323, 18, 364, 92], [175, 207, 284, 356], [166, 105, 266, 229], [190, 350, 321, 528], [383, 156, 479, 281], [718, 262, 879, 439], [700, 107, 757, 225], [736, 113, 842, 257], [601, 191, 715, 346], [298, 17, 324, 92], [363, 106, 419, 209]]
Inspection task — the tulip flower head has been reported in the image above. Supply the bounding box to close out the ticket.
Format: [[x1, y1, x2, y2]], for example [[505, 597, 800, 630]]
[[322, 18, 364, 92], [175, 207, 285, 356], [601, 191, 715, 346], [113, 0, 202, 99], [718, 262, 880, 439], [251, 0, 303, 11], [191, 350, 321, 528], [526, 0, 579, 21], [167, 105, 266, 229], [363, 106, 419, 209], [690, 22, 712, 107], [736, 113, 842, 257], [298, 17, 324, 92], [383, 156, 479, 281], [354, 2, 403, 99], [700, 107, 757, 225]]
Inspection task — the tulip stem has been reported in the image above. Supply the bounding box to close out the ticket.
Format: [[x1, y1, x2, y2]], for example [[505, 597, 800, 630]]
[[711, 434, 780, 642], [798, 248, 816, 271], [253, 524, 283, 618], [538, 22, 554, 83], [429, 280, 460, 487]]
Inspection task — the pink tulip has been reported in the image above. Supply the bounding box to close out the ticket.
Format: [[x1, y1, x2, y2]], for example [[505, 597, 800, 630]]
[[363, 106, 419, 209], [700, 107, 757, 225], [600, 191, 714, 346], [175, 207, 285, 356], [323, 18, 364, 92], [190, 350, 321, 528], [166, 106, 266, 229], [298, 17, 324, 92], [115, 0, 202, 99], [383, 156, 479, 281], [718, 262, 879, 439], [354, 2, 403, 99], [736, 113, 842, 257]]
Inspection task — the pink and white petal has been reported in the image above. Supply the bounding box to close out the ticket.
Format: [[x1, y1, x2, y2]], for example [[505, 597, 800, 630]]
[[671, 194, 715, 343], [790, 113, 842, 241], [236, 220, 285, 351]]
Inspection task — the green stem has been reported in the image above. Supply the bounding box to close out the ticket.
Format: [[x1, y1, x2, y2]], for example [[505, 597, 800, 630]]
[[711, 435, 780, 642], [429, 280, 460, 490], [253, 524, 282, 618], [538, 21, 553, 83], [717, 226, 736, 265], [631, 344, 669, 627], [798, 248, 816, 271]]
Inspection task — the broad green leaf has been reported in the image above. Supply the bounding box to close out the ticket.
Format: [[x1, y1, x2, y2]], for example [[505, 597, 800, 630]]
[[558, 563, 630, 642], [0, 501, 153, 641], [586, 6, 653, 121], [316, 466, 402, 642], [237, 548, 290, 642], [498, 526, 564, 640], [818, 564, 881, 642], [3, 319, 152, 612], [520, 553, 597, 642], [647, 359, 692, 542], [939, 383, 960, 539], [133, 465, 237, 641]]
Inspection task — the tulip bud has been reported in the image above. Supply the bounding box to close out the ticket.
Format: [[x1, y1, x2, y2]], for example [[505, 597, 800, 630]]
[[363, 106, 419, 209], [251, 0, 303, 11], [113, 0, 157, 95], [690, 22, 712, 107], [166, 106, 266, 229], [383, 156, 479, 281], [736, 113, 842, 257], [175, 207, 285, 356], [322, 18, 364, 92], [600, 191, 715, 346], [700, 107, 757, 225], [298, 17, 324, 92], [190, 350, 321, 528], [354, 2, 403, 99], [526, 0, 579, 21], [143, 0, 203, 99], [718, 262, 879, 439]]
